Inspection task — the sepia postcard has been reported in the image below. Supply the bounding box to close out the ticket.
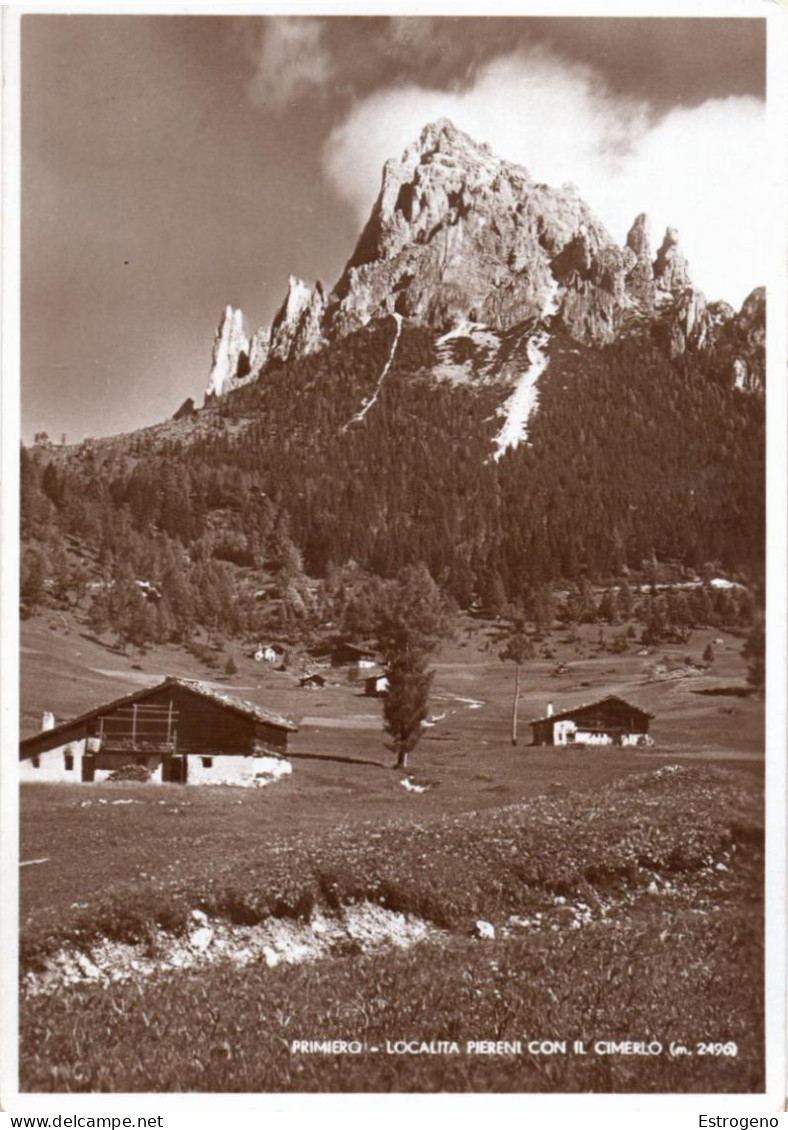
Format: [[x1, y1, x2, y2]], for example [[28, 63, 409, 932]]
[[2, 1, 786, 1120]]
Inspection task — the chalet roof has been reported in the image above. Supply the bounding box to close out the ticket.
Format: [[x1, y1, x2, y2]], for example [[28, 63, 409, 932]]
[[175, 679, 298, 731], [20, 676, 297, 758], [308, 640, 377, 661], [333, 643, 376, 658], [529, 694, 654, 727]]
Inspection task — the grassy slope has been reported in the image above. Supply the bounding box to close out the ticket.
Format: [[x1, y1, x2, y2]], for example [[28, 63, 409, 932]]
[[21, 765, 763, 1093], [20, 612, 763, 926], [20, 610, 762, 750], [19, 613, 765, 1094], [22, 900, 762, 1093]]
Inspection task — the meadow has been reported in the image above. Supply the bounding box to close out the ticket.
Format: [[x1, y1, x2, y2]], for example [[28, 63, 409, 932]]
[[21, 764, 763, 1092], [18, 612, 765, 1093]]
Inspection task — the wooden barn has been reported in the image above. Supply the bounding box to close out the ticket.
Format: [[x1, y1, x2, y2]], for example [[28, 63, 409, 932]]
[[329, 643, 376, 669], [19, 676, 298, 785], [530, 695, 654, 748]]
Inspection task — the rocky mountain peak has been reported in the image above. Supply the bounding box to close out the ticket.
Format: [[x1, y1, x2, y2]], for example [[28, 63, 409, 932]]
[[345, 118, 516, 275], [624, 213, 655, 306], [626, 212, 650, 256], [325, 117, 631, 342], [654, 227, 692, 294], [204, 119, 761, 399]]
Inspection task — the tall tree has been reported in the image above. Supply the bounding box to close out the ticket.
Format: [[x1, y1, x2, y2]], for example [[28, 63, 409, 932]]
[[374, 564, 453, 770], [499, 615, 535, 746], [382, 653, 435, 771]]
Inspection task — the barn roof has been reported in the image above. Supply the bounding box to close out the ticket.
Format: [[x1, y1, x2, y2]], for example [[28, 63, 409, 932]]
[[20, 676, 298, 758], [529, 694, 654, 726]]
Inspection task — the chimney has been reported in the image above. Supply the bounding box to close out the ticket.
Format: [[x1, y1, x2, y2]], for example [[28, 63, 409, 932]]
[[41, 711, 55, 732], [546, 702, 554, 717]]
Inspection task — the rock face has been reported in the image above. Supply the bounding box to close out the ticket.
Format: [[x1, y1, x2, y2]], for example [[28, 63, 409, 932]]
[[268, 276, 326, 362], [654, 227, 693, 294], [624, 213, 655, 306], [204, 118, 763, 398], [206, 306, 250, 398], [724, 287, 766, 391], [248, 327, 271, 376], [327, 118, 632, 344]]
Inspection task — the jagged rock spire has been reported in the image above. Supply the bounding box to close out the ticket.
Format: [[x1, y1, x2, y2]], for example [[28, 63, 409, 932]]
[[625, 213, 655, 305], [268, 276, 326, 362], [654, 227, 692, 293], [206, 306, 249, 398]]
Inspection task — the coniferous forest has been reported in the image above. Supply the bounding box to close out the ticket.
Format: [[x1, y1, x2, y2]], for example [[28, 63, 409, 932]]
[[20, 317, 764, 651]]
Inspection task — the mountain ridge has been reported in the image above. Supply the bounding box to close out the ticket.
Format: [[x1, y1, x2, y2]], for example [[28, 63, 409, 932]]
[[20, 117, 764, 651], [205, 119, 764, 401]]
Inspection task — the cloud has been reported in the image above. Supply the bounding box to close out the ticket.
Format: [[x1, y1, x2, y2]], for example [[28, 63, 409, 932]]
[[248, 18, 333, 109], [323, 47, 766, 307]]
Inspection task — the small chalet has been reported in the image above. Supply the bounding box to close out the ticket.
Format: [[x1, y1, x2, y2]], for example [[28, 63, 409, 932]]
[[530, 695, 654, 748], [19, 677, 298, 785], [300, 673, 326, 689], [254, 643, 286, 664]]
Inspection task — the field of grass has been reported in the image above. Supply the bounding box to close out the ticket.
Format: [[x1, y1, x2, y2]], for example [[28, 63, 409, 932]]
[[20, 611, 763, 758], [20, 765, 763, 1093]]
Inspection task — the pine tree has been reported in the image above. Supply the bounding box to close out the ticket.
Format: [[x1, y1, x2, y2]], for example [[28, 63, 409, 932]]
[[382, 654, 435, 771], [20, 546, 48, 612], [617, 578, 634, 622], [598, 588, 618, 624], [375, 564, 453, 770]]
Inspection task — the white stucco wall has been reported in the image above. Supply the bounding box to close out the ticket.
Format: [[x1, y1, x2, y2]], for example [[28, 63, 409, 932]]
[[185, 753, 260, 784], [621, 733, 654, 747], [574, 730, 614, 746], [185, 753, 292, 786], [553, 720, 576, 745], [549, 724, 652, 748], [20, 739, 86, 782]]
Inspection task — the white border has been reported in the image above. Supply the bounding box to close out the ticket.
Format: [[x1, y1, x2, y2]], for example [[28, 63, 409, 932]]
[[1, 0, 23, 1110], [1, 2, 785, 1121]]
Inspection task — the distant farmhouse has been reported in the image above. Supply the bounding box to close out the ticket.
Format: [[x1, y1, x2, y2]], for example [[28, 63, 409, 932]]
[[530, 695, 654, 748], [364, 673, 389, 697], [299, 673, 326, 689], [19, 677, 297, 785], [253, 643, 287, 664], [329, 643, 377, 669]]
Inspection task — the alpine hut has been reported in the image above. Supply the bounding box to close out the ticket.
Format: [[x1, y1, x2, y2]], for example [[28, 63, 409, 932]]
[[530, 695, 654, 748], [19, 676, 298, 784]]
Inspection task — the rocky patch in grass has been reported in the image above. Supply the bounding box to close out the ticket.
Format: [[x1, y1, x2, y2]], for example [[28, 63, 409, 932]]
[[24, 902, 439, 996], [21, 765, 762, 984]]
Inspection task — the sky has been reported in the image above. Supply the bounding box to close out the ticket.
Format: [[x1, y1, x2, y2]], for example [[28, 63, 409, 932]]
[[20, 13, 767, 442]]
